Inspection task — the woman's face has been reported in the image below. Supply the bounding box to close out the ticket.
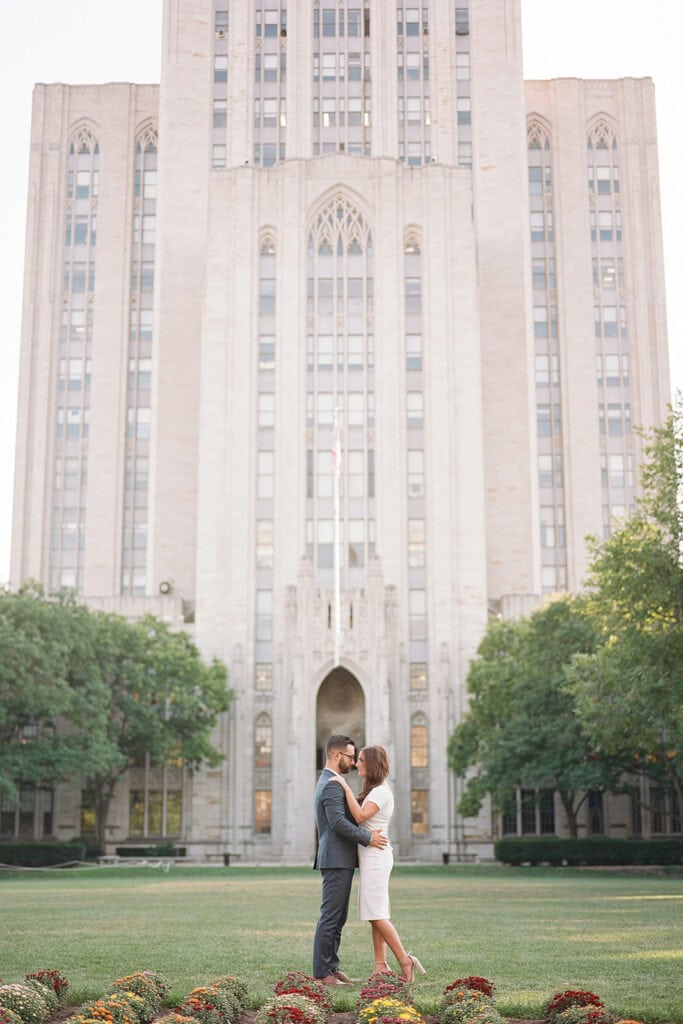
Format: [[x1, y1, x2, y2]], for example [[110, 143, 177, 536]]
[[356, 750, 367, 778]]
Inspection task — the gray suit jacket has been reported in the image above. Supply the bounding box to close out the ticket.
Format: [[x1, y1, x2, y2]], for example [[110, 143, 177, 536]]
[[314, 767, 372, 869]]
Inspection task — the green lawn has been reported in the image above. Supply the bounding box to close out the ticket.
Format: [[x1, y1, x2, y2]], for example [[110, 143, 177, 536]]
[[1, 865, 681, 1023]]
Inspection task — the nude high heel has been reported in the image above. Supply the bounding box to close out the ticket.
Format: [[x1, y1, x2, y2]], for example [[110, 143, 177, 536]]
[[370, 961, 392, 978], [400, 953, 426, 983]]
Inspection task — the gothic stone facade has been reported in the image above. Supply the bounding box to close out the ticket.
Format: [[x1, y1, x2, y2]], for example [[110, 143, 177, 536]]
[[9, 1, 670, 859]]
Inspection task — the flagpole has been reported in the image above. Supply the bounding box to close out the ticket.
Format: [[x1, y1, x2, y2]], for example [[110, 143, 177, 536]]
[[333, 406, 342, 666]]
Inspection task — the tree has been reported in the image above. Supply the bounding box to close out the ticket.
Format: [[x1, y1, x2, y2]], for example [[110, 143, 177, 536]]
[[0, 588, 232, 849], [0, 583, 90, 800], [448, 597, 623, 836], [567, 399, 683, 814], [74, 613, 232, 850]]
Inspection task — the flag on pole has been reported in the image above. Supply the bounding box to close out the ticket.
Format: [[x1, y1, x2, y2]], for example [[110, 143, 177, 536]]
[[331, 427, 342, 474], [333, 406, 342, 666]]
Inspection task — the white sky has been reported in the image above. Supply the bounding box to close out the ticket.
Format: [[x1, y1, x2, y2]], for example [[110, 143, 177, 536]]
[[0, 0, 680, 584]]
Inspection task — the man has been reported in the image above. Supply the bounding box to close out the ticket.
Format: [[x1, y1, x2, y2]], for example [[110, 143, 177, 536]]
[[313, 734, 388, 985]]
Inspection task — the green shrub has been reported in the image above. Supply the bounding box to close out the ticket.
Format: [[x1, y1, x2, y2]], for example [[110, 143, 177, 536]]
[[0, 986, 49, 1024], [114, 845, 185, 858], [256, 995, 327, 1024], [21, 985, 56, 1016], [108, 974, 164, 1021], [24, 971, 69, 1003], [72, 835, 103, 860], [210, 977, 249, 1013], [441, 991, 494, 1024], [494, 836, 683, 866], [176, 986, 240, 1024], [70, 994, 143, 1024], [0, 842, 85, 867]]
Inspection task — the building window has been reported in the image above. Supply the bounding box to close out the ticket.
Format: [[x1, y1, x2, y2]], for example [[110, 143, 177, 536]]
[[258, 451, 274, 498], [407, 449, 424, 497], [255, 590, 273, 641], [254, 791, 272, 835], [127, 756, 183, 837], [407, 392, 423, 429], [254, 711, 273, 835], [306, 193, 374, 584], [408, 518, 425, 567], [255, 663, 273, 691], [409, 589, 427, 639], [588, 791, 605, 834], [256, 519, 274, 568], [0, 787, 43, 838], [122, 125, 157, 597], [409, 662, 428, 690], [258, 392, 275, 428], [255, 713, 272, 768], [410, 714, 429, 767], [503, 787, 556, 836], [406, 333, 422, 370], [411, 790, 429, 834]]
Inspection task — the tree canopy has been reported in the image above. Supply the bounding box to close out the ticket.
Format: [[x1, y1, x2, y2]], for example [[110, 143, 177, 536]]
[[567, 400, 683, 812], [448, 597, 622, 835], [0, 585, 232, 848], [450, 398, 683, 834]]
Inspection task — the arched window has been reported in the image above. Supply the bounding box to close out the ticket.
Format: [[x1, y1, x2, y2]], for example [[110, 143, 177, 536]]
[[122, 125, 158, 597], [305, 193, 374, 586], [254, 713, 273, 834], [410, 712, 429, 768], [587, 119, 620, 198], [51, 125, 100, 595], [255, 713, 273, 768], [410, 712, 429, 835], [528, 116, 567, 594], [588, 118, 631, 541]]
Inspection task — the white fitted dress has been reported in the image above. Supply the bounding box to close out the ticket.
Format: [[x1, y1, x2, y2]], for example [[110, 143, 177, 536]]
[[357, 783, 394, 920]]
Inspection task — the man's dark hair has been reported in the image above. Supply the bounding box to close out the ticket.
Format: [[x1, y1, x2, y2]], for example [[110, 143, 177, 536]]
[[326, 734, 355, 757]]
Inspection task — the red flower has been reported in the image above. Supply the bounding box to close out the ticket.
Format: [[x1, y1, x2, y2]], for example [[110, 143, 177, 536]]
[[544, 990, 604, 1021], [443, 977, 495, 999]]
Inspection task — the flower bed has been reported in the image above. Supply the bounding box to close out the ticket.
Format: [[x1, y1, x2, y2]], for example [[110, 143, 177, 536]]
[[0, 964, 650, 1024], [0, 985, 49, 1024], [24, 974, 68, 1004], [357, 997, 424, 1024], [356, 977, 414, 1012]]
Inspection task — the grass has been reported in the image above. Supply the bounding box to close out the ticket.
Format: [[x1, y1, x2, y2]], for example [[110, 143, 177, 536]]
[[1, 865, 682, 1023]]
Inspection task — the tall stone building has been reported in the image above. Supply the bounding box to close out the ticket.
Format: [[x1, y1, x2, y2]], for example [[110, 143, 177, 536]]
[[9, 1, 670, 860]]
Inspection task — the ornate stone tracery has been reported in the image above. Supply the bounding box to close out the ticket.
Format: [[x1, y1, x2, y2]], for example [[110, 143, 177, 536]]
[[309, 192, 371, 255], [587, 117, 618, 151], [136, 124, 158, 154], [69, 124, 99, 155], [527, 116, 551, 151]]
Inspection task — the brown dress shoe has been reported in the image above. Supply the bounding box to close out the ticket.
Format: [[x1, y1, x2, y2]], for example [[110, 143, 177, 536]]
[[320, 975, 343, 986], [334, 971, 359, 984]]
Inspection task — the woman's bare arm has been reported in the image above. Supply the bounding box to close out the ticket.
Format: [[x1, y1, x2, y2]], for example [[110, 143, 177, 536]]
[[331, 777, 379, 823]]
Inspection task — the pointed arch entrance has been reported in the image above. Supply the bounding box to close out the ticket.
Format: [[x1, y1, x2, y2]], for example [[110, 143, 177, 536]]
[[315, 667, 365, 769]]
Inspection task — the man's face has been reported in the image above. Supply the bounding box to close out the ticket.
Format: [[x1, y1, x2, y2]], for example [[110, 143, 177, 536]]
[[337, 745, 356, 774]]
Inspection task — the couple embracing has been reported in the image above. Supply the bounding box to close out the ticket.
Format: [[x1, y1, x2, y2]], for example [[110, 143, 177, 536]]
[[313, 734, 426, 986]]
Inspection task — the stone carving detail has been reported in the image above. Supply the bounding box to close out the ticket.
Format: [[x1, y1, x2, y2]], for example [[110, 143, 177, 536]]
[[69, 124, 98, 155], [309, 193, 371, 255], [587, 118, 618, 151], [527, 117, 551, 150], [136, 124, 158, 153]]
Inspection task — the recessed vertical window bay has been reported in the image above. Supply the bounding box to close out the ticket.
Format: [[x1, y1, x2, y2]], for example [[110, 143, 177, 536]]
[[51, 125, 100, 596], [306, 194, 374, 587]]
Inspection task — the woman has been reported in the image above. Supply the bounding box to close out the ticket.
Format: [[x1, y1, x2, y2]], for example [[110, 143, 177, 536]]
[[332, 745, 426, 982]]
